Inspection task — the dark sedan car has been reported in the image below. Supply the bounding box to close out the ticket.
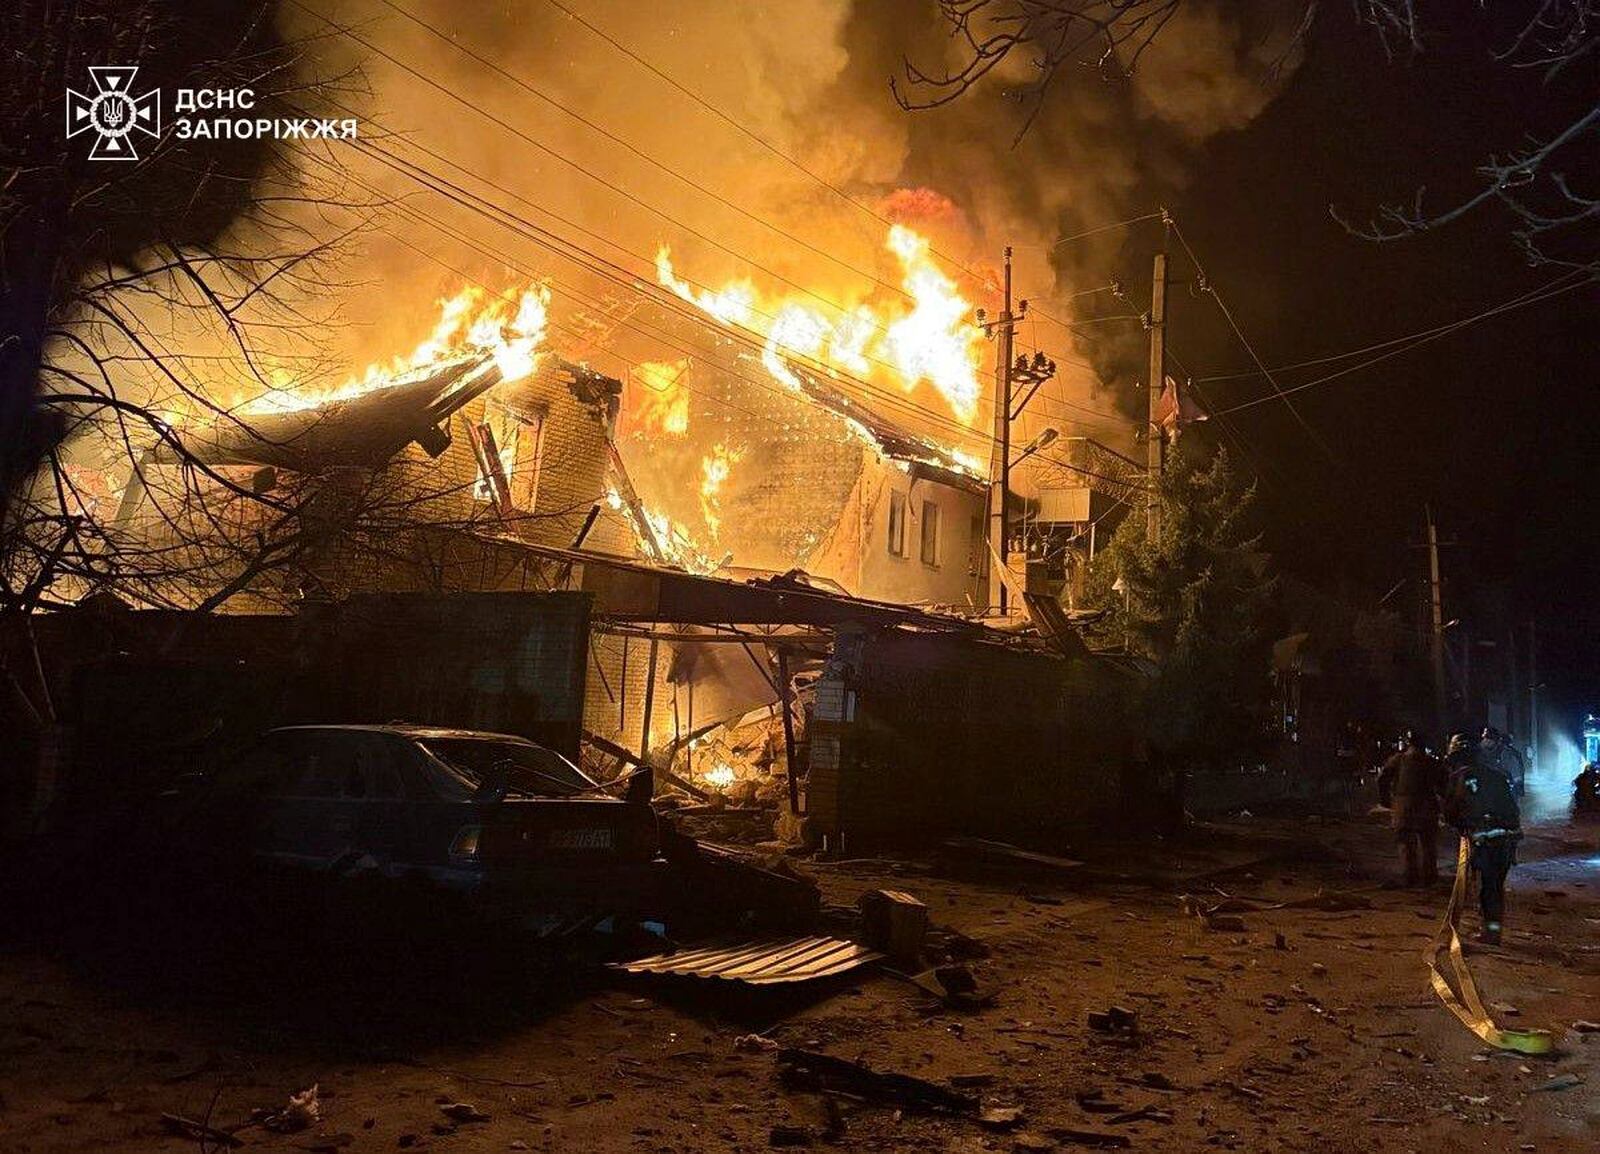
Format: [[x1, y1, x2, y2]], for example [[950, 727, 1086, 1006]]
[[178, 724, 664, 926]]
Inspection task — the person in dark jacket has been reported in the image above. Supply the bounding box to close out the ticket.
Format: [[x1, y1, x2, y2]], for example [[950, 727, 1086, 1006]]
[[1574, 763, 1600, 818], [1443, 748, 1522, 944], [1481, 727, 1527, 796], [1378, 731, 1446, 886]]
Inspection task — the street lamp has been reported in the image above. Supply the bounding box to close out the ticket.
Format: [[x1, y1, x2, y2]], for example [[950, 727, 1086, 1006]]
[[1012, 426, 1059, 467], [1112, 572, 1131, 653]]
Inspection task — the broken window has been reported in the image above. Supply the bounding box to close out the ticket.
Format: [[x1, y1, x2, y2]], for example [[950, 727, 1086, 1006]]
[[887, 490, 907, 557], [472, 398, 546, 513], [920, 499, 940, 566]]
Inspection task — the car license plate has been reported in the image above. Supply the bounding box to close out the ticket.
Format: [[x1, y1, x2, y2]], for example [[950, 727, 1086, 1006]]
[[547, 827, 614, 850]]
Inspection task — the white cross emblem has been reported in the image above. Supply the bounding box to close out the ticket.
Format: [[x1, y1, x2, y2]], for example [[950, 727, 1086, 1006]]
[[66, 66, 161, 161]]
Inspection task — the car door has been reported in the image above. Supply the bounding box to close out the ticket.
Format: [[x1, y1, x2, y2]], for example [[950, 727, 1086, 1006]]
[[261, 730, 360, 871], [351, 731, 412, 877]]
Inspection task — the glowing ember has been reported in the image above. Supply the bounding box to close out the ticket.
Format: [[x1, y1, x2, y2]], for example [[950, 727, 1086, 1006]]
[[655, 219, 985, 425], [244, 283, 551, 414], [702, 763, 737, 789], [698, 442, 745, 539]]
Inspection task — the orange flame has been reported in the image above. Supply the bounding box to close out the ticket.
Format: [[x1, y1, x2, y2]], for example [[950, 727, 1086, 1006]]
[[244, 283, 551, 414], [630, 359, 692, 435], [698, 442, 745, 539], [655, 222, 984, 424]]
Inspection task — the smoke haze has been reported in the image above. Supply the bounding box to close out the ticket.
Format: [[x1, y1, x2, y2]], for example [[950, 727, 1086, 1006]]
[[279, 0, 1306, 455]]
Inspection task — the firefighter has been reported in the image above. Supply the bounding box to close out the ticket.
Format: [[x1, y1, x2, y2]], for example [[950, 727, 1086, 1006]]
[[1574, 762, 1600, 818], [1378, 730, 1446, 887], [1481, 726, 1528, 796], [1443, 742, 1522, 945]]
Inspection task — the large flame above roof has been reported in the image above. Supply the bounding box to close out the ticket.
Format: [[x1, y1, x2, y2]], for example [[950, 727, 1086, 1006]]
[[656, 221, 985, 425], [243, 283, 551, 415]]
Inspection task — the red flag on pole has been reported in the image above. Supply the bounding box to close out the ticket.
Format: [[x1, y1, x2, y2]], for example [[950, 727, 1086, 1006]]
[[1156, 376, 1207, 431]]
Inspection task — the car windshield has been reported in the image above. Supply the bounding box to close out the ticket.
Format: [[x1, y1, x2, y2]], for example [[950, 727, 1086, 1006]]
[[416, 737, 597, 799]]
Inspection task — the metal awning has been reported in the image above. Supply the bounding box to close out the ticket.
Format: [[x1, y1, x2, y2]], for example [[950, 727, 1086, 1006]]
[[610, 935, 882, 985]]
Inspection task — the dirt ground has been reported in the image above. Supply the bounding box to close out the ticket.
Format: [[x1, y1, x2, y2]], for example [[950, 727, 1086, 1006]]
[[2, 813, 1598, 1153]]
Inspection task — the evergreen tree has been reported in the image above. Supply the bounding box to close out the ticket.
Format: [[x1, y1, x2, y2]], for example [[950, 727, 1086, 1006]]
[[1084, 446, 1278, 769]]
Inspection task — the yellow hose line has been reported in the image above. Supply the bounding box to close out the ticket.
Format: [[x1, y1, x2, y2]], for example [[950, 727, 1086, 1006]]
[[1425, 836, 1554, 1055]]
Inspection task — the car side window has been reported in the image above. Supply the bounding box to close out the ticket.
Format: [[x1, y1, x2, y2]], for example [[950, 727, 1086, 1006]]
[[280, 733, 348, 799], [352, 734, 405, 800]]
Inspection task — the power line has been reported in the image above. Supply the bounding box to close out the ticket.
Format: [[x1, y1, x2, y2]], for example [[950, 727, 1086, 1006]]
[[300, 141, 1135, 478], [1211, 267, 1598, 416], [1050, 213, 1167, 249], [303, 5, 1112, 426], [1169, 219, 1343, 467], [1196, 264, 1600, 386], [306, 0, 1150, 444], [535, 0, 1116, 342]]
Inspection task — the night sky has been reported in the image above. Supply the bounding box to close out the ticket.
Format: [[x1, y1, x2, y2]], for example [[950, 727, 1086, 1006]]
[[1098, 13, 1598, 718]]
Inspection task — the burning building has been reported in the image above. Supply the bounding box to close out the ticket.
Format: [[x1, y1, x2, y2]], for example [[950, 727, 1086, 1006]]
[[115, 283, 634, 607], [73, 237, 1148, 848]]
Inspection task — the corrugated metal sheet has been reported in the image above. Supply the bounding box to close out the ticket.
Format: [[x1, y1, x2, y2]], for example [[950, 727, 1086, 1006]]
[[611, 936, 882, 985]]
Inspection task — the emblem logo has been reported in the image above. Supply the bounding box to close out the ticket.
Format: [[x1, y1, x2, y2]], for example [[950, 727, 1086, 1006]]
[[66, 66, 161, 161]]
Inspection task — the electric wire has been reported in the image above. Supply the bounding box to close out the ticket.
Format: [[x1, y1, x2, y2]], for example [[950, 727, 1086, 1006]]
[[1198, 264, 1600, 389], [297, 144, 1142, 490], [534, 0, 1127, 340], [304, 1, 1136, 436], [1169, 219, 1343, 467], [1210, 268, 1598, 416]]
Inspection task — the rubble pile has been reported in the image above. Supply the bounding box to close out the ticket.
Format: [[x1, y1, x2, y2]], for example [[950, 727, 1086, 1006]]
[[675, 715, 790, 809]]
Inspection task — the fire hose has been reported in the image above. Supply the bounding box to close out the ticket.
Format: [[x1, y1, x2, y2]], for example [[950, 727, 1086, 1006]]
[[1425, 835, 1554, 1054]]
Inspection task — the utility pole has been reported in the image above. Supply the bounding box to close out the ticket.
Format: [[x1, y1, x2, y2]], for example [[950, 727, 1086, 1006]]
[[987, 246, 1016, 614], [1527, 619, 1539, 766], [1146, 250, 1168, 539], [1507, 626, 1520, 739], [1426, 504, 1448, 734]]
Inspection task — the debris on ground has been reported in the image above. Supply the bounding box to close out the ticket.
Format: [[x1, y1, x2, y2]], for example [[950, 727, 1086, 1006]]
[[897, 962, 997, 1010], [941, 837, 1084, 875], [439, 1101, 491, 1123], [1087, 1006, 1139, 1037], [735, 1033, 782, 1053], [160, 1113, 243, 1148], [1045, 1125, 1132, 1148], [1179, 895, 1247, 933], [978, 1104, 1024, 1129], [1530, 1073, 1584, 1093], [858, 889, 929, 965], [262, 1085, 320, 1133], [776, 1048, 978, 1114], [611, 935, 881, 986]]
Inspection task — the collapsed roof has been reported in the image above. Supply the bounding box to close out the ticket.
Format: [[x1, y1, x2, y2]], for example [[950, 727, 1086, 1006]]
[[159, 354, 619, 473]]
